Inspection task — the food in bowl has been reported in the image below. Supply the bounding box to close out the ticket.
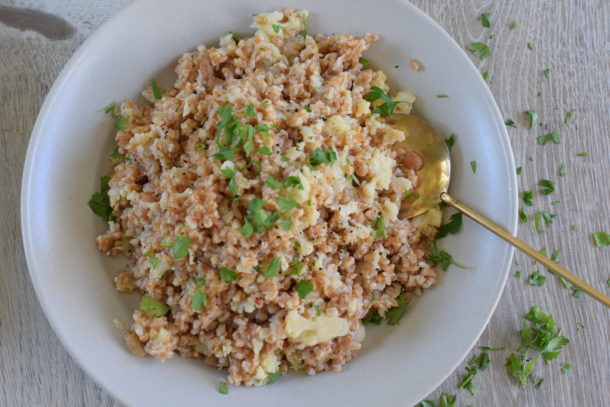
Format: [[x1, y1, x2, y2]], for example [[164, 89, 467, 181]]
[[91, 9, 441, 386]]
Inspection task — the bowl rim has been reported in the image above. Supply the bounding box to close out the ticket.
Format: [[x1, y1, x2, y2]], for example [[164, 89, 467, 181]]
[[21, 0, 517, 405]]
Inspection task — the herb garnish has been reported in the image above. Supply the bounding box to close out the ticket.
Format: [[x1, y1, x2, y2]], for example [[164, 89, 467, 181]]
[[359, 57, 370, 67], [362, 308, 382, 325], [538, 179, 555, 195], [151, 79, 162, 100], [444, 134, 456, 151], [516, 167, 522, 175], [592, 232, 609, 247], [561, 363, 572, 374], [191, 276, 207, 311], [519, 208, 528, 223], [263, 257, 281, 277], [528, 271, 546, 287], [470, 160, 477, 173], [265, 176, 282, 190], [479, 12, 491, 28], [526, 110, 538, 128], [276, 196, 298, 213], [386, 293, 408, 325], [139, 295, 170, 317], [482, 71, 490, 81], [436, 94, 449, 98], [294, 280, 313, 299], [88, 175, 115, 221], [427, 247, 465, 271], [115, 115, 126, 131], [245, 104, 256, 118], [527, 42, 534, 50], [163, 236, 191, 259], [459, 352, 490, 394], [220, 165, 239, 198], [505, 119, 517, 127], [437, 212, 462, 239], [559, 164, 566, 177], [522, 191, 533, 206], [365, 86, 410, 116], [564, 110, 576, 125], [543, 69, 551, 78], [258, 146, 273, 156], [267, 371, 281, 384], [418, 393, 457, 407], [575, 152, 588, 157], [271, 24, 280, 33], [510, 21, 519, 29], [468, 42, 491, 59], [219, 267, 237, 284], [309, 148, 337, 167], [218, 381, 229, 395], [537, 131, 561, 145], [371, 216, 387, 238]]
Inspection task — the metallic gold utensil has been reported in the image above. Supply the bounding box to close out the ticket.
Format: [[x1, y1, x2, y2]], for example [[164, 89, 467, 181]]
[[385, 113, 610, 308]]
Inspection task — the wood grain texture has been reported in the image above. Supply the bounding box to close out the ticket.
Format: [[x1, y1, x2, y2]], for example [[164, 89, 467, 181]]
[[0, 0, 608, 406]]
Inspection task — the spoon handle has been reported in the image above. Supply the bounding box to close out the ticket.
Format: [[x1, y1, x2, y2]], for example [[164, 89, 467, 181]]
[[440, 192, 610, 308]]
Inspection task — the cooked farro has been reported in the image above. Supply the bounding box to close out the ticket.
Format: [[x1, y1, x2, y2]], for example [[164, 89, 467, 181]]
[[94, 9, 440, 387]]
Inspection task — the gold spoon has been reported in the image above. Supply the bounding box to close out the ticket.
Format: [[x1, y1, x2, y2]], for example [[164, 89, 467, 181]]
[[386, 113, 610, 308]]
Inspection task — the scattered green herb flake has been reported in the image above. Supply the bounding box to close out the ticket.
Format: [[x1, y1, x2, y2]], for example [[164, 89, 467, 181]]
[[527, 42, 533, 50], [510, 21, 519, 29], [301, 12, 308, 36], [559, 164, 566, 177], [219, 267, 237, 284], [515, 271, 522, 278], [280, 155, 290, 162], [265, 176, 282, 190], [281, 217, 292, 231], [240, 220, 254, 238], [437, 212, 463, 239], [523, 191, 534, 206], [362, 308, 382, 325], [218, 381, 229, 395], [526, 110, 538, 128], [115, 115, 126, 131], [386, 293, 408, 325], [365, 86, 410, 116], [371, 216, 387, 238], [139, 295, 170, 317], [468, 42, 491, 59], [213, 145, 234, 161], [427, 247, 465, 271], [479, 346, 505, 351], [571, 287, 583, 298], [480, 12, 491, 28], [191, 291, 207, 311], [436, 94, 449, 98], [519, 208, 528, 223], [537, 131, 561, 146], [258, 146, 273, 156], [168, 236, 191, 259], [149, 256, 160, 269], [505, 119, 517, 127], [245, 103, 256, 118], [266, 371, 281, 384], [459, 352, 490, 394], [292, 261, 305, 275], [592, 232, 610, 247], [309, 148, 338, 167], [607, 278, 610, 287], [195, 142, 206, 153], [564, 110, 576, 125], [263, 257, 281, 277], [104, 101, 117, 114], [284, 176, 303, 189], [534, 213, 545, 233], [276, 196, 298, 213], [543, 68, 551, 78], [470, 160, 477, 173], [358, 57, 370, 67], [294, 280, 314, 299], [516, 167, 522, 175], [271, 24, 280, 33], [350, 174, 361, 186], [575, 152, 588, 157], [482, 71, 490, 81], [151, 79, 162, 100], [444, 134, 456, 151], [538, 179, 555, 195], [528, 271, 547, 287], [561, 363, 572, 374], [88, 176, 114, 221]]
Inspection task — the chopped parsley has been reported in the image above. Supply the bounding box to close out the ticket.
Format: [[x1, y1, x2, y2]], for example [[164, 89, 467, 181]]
[[510, 21, 519, 29], [386, 293, 408, 325], [284, 176, 303, 189], [592, 232, 610, 247], [265, 176, 282, 190], [110, 147, 129, 162], [359, 57, 371, 67], [470, 160, 477, 173], [561, 363, 572, 374], [527, 42, 534, 50], [516, 167, 522, 175], [258, 146, 273, 156], [482, 71, 490, 81], [291, 261, 305, 275], [294, 280, 313, 299], [479, 12, 491, 28], [276, 196, 298, 213], [191, 290, 207, 311], [267, 371, 281, 384], [365, 86, 410, 116], [468, 42, 491, 59], [522, 191, 533, 206], [427, 247, 465, 271], [219, 267, 237, 284], [559, 164, 566, 177], [263, 257, 281, 277], [281, 217, 292, 231], [437, 212, 462, 239], [459, 352, 490, 394], [564, 109, 576, 125], [240, 221, 254, 238], [543, 68, 551, 78], [528, 271, 546, 287], [362, 308, 382, 325], [526, 110, 538, 128], [213, 144, 234, 161], [537, 131, 561, 145], [115, 115, 126, 131], [515, 271, 523, 278], [575, 151, 588, 157], [303, 104, 312, 112], [418, 393, 457, 407], [505, 119, 517, 127], [245, 103, 256, 118], [88, 175, 114, 221], [139, 295, 170, 317], [538, 179, 555, 195], [220, 165, 239, 197], [371, 216, 387, 238], [519, 208, 528, 223], [309, 148, 337, 167], [436, 94, 449, 98], [444, 134, 456, 151], [151, 79, 162, 100], [218, 381, 229, 395], [271, 24, 280, 33], [505, 306, 569, 388], [103, 101, 117, 114], [164, 236, 191, 259]]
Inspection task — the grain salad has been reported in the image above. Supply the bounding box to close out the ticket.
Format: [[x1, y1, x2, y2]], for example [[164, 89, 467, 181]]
[[91, 9, 443, 387]]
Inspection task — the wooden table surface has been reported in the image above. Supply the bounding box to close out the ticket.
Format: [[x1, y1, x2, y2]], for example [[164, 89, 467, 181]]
[[1, 0, 608, 406]]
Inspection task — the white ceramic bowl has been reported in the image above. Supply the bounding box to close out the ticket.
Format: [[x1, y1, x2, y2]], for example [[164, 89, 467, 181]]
[[21, 0, 517, 406]]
